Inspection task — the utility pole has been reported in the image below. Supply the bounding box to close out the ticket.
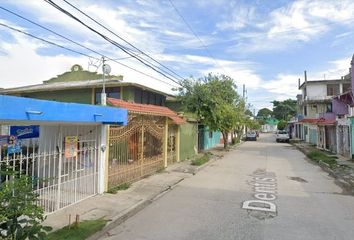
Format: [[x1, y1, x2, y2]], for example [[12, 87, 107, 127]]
[[101, 57, 111, 106], [101, 56, 106, 106]]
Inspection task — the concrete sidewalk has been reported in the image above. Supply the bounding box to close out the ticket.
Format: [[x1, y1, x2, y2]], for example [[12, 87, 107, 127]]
[[293, 141, 354, 194], [43, 145, 231, 239]]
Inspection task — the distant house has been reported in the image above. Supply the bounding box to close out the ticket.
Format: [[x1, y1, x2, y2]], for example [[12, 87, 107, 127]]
[[294, 58, 354, 158], [261, 118, 279, 133], [165, 97, 221, 154], [295, 74, 350, 152]]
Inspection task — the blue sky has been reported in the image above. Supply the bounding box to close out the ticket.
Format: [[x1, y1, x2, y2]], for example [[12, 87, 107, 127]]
[[0, 0, 354, 111]]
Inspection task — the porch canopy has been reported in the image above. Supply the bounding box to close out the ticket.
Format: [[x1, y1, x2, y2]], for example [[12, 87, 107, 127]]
[[0, 95, 127, 125], [299, 118, 336, 126], [107, 98, 185, 125]]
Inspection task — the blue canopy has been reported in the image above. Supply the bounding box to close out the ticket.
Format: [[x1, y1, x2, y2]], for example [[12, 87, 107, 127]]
[[0, 95, 127, 125]]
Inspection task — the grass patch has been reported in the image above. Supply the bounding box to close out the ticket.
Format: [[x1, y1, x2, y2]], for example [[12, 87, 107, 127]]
[[46, 218, 107, 240], [191, 152, 212, 166], [306, 150, 337, 168], [107, 182, 131, 194]]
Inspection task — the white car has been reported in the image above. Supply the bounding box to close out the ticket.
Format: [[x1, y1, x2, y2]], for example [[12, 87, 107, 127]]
[[246, 131, 257, 141], [276, 130, 290, 143]]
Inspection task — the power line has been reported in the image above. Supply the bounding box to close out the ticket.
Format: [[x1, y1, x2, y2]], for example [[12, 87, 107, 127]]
[[168, 0, 230, 75], [0, 22, 98, 60], [44, 0, 183, 86], [0, 6, 102, 58], [0, 11, 179, 88], [61, 0, 186, 82]]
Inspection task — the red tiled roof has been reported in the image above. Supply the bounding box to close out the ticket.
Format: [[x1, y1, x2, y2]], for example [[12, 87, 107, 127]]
[[299, 118, 335, 125], [299, 118, 318, 123], [107, 98, 185, 125]]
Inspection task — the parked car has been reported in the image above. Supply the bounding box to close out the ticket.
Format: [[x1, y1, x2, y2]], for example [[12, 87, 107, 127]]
[[246, 131, 257, 141], [276, 130, 290, 143]]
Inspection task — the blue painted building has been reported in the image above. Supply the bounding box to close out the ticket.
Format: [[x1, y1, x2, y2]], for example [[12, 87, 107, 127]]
[[198, 125, 221, 151], [0, 95, 127, 213]]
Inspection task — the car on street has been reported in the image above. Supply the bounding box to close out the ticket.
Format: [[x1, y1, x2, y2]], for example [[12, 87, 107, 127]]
[[276, 130, 290, 143], [246, 131, 257, 141]]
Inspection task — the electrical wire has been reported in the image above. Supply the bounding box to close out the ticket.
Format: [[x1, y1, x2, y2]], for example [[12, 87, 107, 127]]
[[61, 0, 186, 82], [0, 22, 98, 60], [168, 0, 230, 75], [0, 16, 179, 87], [44, 0, 183, 86]]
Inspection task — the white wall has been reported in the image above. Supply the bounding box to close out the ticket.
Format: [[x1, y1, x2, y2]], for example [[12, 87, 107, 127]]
[[306, 84, 328, 99]]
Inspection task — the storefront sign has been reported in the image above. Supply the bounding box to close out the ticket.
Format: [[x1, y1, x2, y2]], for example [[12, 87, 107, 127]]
[[10, 125, 39, 139], [65, 136, 78, 158]]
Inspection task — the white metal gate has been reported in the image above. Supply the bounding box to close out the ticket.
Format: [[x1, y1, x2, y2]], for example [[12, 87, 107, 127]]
[[0, 125, 100, 213]]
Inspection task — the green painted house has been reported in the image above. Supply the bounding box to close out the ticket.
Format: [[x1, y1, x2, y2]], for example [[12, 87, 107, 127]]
[[1, 64, 169, 106]]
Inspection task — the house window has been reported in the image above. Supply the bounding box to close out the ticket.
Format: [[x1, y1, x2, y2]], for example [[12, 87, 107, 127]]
[[304, 106, 307, 116], [142, 91, 149, 104], [327, 84, 339, 96], [343, 83, 351, 93], [326, 103, 333, 113], [134, 88, 142, 103], [95, 87, 120, 104]]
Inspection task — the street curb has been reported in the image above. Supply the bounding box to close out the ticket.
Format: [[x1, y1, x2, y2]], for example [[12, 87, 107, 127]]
[[193, 141, 244, 174], [293, 143, 354, 195], [88, 143, 242, 239], [87, 178, 185, 240]]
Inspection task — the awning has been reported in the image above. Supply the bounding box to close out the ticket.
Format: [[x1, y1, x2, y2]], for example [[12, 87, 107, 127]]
[[299, 118, 335, 126], [107, 98, 185, 125], [0, 95, 127, 125]]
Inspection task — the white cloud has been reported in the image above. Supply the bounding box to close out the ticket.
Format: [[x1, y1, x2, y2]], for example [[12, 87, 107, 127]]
[[261, 74, 300, 98], [217, 5, 255, 30], [225, 0, 354, 52], [307, 56, 352, 80], [0, 34, 88, 88]]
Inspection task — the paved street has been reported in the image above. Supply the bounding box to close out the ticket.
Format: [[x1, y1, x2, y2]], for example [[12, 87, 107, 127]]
[[101, 133, 354, 240]]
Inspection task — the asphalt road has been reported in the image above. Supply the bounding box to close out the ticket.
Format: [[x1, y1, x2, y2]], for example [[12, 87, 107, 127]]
[[101, 133, 354, 240]]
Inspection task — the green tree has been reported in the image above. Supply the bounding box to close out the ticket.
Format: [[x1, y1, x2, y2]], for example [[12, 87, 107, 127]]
[[272, 99, 297, 121], [257, 108, 272, 118], [277, 120, 287, 130], [0, 169, 52, 239], [245, 109, 253, 117], [179, 73, 244, 148]]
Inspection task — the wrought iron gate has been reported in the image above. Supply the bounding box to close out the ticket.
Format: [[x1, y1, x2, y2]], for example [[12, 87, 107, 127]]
[[0, 125, 100, 213], [108, 115, 164, 188]]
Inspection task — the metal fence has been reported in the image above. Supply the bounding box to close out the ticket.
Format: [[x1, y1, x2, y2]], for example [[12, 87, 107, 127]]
[[108, 115, 165, 188], [0, 125, 100, 214]]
